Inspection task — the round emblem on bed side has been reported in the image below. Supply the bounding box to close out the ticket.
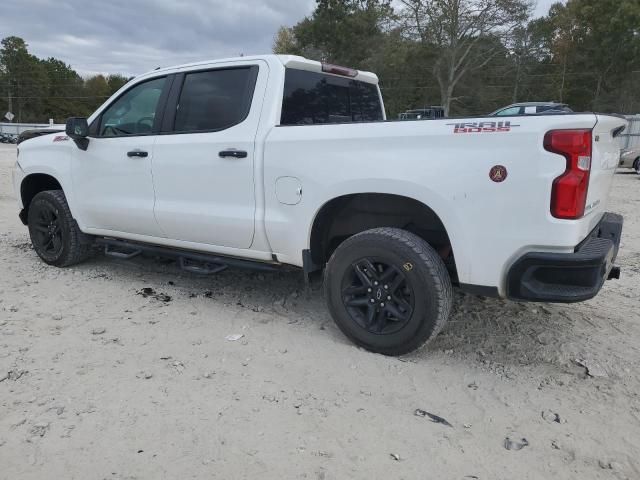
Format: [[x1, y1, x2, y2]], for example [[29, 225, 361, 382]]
[[489, 165, 508, 183]]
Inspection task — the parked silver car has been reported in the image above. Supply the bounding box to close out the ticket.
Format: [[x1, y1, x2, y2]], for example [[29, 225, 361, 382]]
[[489, 102, 573, 116], [619, 148, 640, 174]]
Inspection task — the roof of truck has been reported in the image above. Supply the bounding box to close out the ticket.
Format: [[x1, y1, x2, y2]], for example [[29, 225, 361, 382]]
[[146, 54, 379, 84]]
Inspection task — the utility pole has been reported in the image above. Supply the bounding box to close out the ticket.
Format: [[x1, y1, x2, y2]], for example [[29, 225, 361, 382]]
[[7, 86, 13, 122]]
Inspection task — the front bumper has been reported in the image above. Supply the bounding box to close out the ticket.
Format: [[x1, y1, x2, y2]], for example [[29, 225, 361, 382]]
[[12, 159, 26, 223], [507, 212, 623, 303]]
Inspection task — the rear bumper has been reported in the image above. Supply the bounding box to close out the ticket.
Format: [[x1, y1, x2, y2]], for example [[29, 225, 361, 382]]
[[506, 212, 623, 303]]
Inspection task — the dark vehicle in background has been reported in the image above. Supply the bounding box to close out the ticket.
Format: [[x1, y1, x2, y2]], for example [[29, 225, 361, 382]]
[[0, 133, 18, 144], [398, 106, 446, 120], [17, 128, 64, 145], [489, 102, 573, 116]]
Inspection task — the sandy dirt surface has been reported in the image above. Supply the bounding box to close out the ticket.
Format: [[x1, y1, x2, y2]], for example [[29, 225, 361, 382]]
[[0, 143, 639, 480]]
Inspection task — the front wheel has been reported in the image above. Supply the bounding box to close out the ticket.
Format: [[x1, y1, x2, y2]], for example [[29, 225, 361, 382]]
[[27, 190, 94, 267], [634, 158, 640, 175], [324, 227, 452, 356]]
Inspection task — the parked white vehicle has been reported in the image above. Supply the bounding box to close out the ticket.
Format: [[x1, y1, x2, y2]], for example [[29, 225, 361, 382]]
[[12, 55, 626, 355]]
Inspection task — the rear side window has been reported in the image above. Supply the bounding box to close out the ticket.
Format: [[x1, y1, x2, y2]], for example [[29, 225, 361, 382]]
[[174, 67, 257, 132], [281, 69, 383, 125]]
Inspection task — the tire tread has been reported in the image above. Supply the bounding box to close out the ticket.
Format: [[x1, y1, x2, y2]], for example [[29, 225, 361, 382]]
[[324, 227, 453, 355], [31, 190, 94, 267]]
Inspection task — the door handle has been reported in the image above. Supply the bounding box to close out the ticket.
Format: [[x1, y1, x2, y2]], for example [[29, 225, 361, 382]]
[[219, 149, 247, 159], [127, 150, 148, 158]]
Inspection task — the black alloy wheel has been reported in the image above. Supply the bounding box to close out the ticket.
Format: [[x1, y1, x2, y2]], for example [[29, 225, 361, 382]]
[[324, 227, 453, 356], [341, 258, 415, 335], [27, 190, 94, 267], [30, 200, 64, 259]]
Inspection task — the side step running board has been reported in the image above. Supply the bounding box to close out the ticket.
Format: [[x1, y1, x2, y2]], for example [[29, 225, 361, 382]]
[[179, 256, 227, 275], [104, 244, 143, 260], [96, 238, 279, 274]]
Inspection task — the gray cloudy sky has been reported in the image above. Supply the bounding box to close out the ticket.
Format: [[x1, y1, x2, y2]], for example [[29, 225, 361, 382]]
[[1, 0, 559, 77]]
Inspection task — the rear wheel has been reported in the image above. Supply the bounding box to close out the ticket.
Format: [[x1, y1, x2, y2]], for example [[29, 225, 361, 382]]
[[324, 227, 452, 356], [27, 190, 94, 267], [634, 157, 640, 175]]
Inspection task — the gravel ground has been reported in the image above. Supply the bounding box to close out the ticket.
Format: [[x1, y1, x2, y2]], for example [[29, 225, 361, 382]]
[[1, 143, 639, 480]]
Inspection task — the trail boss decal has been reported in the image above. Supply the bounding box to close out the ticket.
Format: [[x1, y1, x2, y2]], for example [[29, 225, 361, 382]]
[[447, 121, 520, 134]]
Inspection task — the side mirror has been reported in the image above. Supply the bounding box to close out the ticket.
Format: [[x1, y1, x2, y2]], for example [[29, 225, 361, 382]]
[[65, 117, 89, 151]]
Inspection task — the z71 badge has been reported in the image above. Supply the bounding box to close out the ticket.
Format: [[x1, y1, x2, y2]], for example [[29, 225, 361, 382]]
[[447, 121, 519, 134]]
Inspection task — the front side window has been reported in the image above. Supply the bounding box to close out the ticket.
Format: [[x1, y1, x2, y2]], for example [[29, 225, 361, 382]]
[[281, 69, 383, 126], [173, 67, 257, 133], [99, 77, 166, 137]]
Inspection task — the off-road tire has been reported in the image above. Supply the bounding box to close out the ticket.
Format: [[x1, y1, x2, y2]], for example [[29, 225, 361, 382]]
[[324, 227, 453, 356], [27, 190, 94, 267]]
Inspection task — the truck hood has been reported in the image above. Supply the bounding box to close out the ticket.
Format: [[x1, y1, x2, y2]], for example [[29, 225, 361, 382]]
[[19, 131, 70, 150]]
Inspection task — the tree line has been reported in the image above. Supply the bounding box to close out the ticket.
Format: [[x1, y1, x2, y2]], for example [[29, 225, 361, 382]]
[[274, 0, 640, 117], [1, 0, 638, 122], [0, 36, 130, 124]]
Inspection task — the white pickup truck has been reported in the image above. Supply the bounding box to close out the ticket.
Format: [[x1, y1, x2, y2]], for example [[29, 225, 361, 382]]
[[12, 55, 625, 355]]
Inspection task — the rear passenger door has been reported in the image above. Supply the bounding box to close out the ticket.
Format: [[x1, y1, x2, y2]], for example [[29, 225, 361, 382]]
[[151, 62, 265, 248]]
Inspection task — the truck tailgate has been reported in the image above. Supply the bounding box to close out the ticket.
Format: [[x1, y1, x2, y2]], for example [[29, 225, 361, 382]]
[[585, 115, 627, 229]]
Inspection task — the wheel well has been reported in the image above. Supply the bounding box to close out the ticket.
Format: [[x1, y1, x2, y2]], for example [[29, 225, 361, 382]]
[[21, 174, 63, 215], [310, 193, 457, 281]]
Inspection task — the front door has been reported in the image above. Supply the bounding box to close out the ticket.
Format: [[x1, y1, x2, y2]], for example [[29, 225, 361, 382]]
[[71, 76, 169, 237], [152, 62, 266, 248]]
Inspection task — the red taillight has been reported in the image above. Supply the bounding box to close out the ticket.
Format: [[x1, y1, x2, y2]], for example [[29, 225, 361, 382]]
[[544, 129, 592, 219], [321, 63, 358, 78]]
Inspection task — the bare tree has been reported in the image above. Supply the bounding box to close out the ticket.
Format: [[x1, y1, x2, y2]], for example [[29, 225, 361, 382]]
[[400, 0, 531, 115], [273, 27, 299, 55], [507, 22, 548, 103]]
